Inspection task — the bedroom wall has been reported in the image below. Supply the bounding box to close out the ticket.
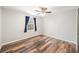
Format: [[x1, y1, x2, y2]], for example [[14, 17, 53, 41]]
[[1, 7, 77, 46], [0, 7, 2, 49], [43, 8, 77, 43], [2, 7, 43, 45]]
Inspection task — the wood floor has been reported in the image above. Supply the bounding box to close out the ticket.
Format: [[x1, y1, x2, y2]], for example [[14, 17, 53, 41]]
[[0, 35, 76, 53]]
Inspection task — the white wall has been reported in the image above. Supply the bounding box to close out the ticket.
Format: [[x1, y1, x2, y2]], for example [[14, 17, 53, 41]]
[[2, 7, 43, 45], [0, 7, 2, 48], [1, 7, 77, 45], [43, 8, 77, 43]]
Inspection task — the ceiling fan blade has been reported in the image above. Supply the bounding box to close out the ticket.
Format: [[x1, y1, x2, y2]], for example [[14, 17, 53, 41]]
[[36, 13, 41, 15], [35, 10, 41, 12], [46, 11, 52, 13]]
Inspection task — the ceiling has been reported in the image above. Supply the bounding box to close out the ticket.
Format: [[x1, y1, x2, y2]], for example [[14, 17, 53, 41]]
[[2, 6, 78, 16]]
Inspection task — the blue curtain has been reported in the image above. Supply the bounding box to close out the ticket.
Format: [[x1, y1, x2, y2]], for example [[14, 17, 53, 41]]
[[24, 16, 30, 32], [34, 17, 37, 31]]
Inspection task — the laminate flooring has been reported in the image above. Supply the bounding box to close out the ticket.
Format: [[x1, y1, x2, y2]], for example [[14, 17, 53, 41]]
[[0, 35, 76, 53]]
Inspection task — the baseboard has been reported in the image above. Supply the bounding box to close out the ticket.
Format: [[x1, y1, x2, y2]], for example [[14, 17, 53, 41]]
[[1, 34, 77, 51], [1, 34, 43, 46], [43, 34, 76, 44]]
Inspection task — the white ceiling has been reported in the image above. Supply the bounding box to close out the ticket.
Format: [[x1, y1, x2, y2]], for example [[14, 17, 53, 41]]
[[2, 6, 78, 16]]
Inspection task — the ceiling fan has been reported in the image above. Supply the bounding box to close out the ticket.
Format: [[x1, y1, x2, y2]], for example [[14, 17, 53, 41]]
[[34, 7, 52, 16]]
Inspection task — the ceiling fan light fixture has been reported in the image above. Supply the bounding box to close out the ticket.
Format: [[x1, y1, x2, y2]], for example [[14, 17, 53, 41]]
[[34, 6, 52, 16], [39, 13, 46, 16]]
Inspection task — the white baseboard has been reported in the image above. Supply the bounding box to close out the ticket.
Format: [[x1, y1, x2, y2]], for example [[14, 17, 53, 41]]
[[1, 34, 77, 50], [1, 39, 24, 46], [1, 34, 42, 46], [44, 34, 76, 44]]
